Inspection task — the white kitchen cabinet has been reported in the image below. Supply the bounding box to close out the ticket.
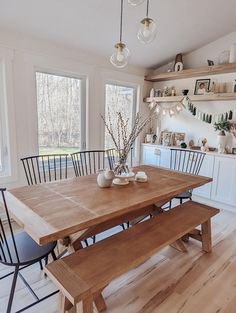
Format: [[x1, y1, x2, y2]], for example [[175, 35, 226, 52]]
[[141, 144, 236, 209], [192, 154, 214, 198], [211, 156, 236, 206], [141, 145, 161, 166]]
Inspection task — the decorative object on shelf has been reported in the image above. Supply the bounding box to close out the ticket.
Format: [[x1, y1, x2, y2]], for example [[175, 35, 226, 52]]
[[149, 87, 155, 97], [229, 44, 236, 63], [232, 123, 236, 138], [135, 171, 148, 182], [207, 60, 214, 66], [145, 132, 153, 143], [182, 89, 189, 96], [128, 0, 145, 6], [180, 142, 187, 149], [194, 79, 211, 95], [173, 132, 185, 146], [167, 61, 174, 72], [154, 89, 162, 97], [232, 147, 236, 154], [218, 50, 230, 64], [174, 53, 184, 72], [97, 169, 115, 188], [200, 138, 209, 152], [110, 0, 130, 68], [152, 134, 157, 143], [163, 86, 171, 97], [101, 111, 152, 177], [171, 87, 176, 96], [233, 79, 236, 93], [160, 131, 172, 146], [137, 0, 157, 44], [214, 121, 233, 154], [182, 96, 235, 124], [189, 139, 194, 149]]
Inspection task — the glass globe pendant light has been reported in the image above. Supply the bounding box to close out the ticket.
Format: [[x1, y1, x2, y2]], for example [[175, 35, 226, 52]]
[[137, 0, 157, 44], [128, 0, 145, 6], [110, 0, 130, 68]]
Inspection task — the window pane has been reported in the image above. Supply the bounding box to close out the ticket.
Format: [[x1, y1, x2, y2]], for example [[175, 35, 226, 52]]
[[105, 84, 135, 149], [36, 72, 82, 155]]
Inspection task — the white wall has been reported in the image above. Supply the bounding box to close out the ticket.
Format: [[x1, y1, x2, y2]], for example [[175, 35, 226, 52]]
[[147, 30, 236, 149], [0, 28, 150, 189]]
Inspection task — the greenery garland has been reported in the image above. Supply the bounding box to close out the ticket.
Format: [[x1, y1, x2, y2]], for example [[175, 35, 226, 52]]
[[182, 96, 235, 124]]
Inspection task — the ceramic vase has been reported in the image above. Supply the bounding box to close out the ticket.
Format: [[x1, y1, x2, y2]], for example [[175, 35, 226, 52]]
[[217, 131, 227, 154]]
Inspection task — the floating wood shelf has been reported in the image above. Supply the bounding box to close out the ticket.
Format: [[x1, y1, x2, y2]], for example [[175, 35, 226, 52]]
[[145, 63, 236, 82], [144, 93, 236, 103]]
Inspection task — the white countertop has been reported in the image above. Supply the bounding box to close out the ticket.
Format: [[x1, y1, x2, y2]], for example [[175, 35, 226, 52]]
[[141, 143, 236, 159]]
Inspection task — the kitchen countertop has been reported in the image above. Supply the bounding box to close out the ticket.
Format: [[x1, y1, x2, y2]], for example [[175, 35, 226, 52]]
[[141, 143, 236, 159]]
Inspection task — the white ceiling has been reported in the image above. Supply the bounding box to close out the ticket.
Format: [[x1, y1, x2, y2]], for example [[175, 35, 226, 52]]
[[0, 0, 236, 69]]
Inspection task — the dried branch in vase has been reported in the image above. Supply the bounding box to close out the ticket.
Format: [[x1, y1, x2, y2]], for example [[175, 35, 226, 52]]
[[101, 110, 154, 174]]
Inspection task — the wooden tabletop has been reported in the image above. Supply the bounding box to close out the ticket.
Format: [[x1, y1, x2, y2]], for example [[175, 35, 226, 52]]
[[4, 165, 212, 245]]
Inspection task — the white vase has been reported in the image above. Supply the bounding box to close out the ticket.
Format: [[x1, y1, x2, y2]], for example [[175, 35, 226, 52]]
[[229, 44, 236, 63], [217, 133, 227, 154]]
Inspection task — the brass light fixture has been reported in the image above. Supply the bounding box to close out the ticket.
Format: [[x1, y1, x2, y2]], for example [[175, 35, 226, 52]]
[[137, 0, 157, 44], [110, 0, 130, 68]]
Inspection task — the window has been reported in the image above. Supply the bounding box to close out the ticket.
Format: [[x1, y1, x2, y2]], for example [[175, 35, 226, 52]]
[[0, 60, 9, 177], [105, 83, 137, 149], [36, 72, 86, 155]]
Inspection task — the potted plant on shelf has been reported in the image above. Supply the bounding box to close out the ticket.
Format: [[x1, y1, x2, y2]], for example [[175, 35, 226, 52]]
[[214, 121, 232, 154]]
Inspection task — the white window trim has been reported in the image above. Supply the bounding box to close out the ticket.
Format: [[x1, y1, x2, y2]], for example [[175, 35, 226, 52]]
[[0, 48, 17, 184], [100, 69, 144, 162], [35, 69, 87, 153], [23, 53, 94, 156]]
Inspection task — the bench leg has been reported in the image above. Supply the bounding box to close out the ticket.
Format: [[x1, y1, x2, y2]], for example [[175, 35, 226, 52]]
[[201, 219, 212, 253], [61, 294, 74, 313], [77, 296, 93, 313], [170, 239, 188, 253], [94, 292, 107, 312]]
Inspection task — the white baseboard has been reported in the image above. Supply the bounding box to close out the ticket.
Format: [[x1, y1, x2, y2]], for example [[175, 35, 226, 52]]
[[192, 195, 236, 213]]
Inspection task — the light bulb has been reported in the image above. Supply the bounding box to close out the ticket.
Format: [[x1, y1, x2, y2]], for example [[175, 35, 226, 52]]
[[110, 42, 130, 68], [137, 18, 157, 44], [149, 100, 156, 109], [128, 0, 145, 6], [162, 109, 166, 116]]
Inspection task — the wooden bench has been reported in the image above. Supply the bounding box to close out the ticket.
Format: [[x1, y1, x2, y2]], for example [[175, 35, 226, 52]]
[[45, 201, 219, 313]]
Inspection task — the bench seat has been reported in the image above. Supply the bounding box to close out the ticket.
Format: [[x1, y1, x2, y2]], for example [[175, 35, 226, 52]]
[[45, 201, 219, 313]]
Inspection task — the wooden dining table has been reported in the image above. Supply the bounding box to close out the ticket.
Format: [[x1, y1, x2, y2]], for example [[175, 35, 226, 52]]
[[4, 165, 212, 246]]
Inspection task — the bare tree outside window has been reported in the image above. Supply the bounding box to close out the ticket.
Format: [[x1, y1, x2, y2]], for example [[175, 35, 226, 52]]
[[36, 72, 82, 155], [105, 84, 136, 149]]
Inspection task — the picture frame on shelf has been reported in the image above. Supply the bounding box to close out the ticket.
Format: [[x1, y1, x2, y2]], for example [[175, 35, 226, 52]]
[[172, 132, 186, 146], [160, 131, 173, 146], [194, 79, 211, 95]]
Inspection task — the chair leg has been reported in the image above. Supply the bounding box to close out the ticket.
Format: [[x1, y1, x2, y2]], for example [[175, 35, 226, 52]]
[[93, 236, 96, 244], [51, 250, 57, 261], [169, 200, 172, 209], [7, 266, 19, 313], [84, 239, 89, 247], [121, 223, 126, 230], [39, 260, 43, 270], [180, 198, 183, 204]]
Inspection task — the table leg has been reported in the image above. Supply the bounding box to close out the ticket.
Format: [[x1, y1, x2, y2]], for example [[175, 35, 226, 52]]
[[94, 291, 107, 312], [201, 219, 212, 252]]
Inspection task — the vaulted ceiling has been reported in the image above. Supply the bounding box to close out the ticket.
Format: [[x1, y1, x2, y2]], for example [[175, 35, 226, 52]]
[[0, 0, 236, 68]]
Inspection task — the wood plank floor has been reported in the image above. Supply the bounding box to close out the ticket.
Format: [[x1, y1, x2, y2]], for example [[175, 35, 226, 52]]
[[1, 208, 236, 313]]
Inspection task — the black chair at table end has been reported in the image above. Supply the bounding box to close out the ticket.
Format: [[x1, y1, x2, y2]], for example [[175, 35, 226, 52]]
[[168, 148, 206, 209], [0, 188, 58, 313]]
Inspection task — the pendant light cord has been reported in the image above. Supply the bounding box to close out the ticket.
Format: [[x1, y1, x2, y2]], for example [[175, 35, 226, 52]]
[[119, 0, 124, 42], [146, 0, 149, 17]]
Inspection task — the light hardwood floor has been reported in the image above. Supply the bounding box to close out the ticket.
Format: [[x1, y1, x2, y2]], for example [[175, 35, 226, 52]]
[[1, 208, 236, 313]]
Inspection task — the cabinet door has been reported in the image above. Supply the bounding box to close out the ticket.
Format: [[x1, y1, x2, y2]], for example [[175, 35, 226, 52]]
[[159, 148, 171, 169], [141, 146, 160, 166], [193, 155, 214, 199], [211, 157, 236, 206]]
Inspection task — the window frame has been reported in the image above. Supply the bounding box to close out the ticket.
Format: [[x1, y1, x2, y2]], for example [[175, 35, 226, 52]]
[[103, 79, 139, 157], [34, 69, 87, 157], [0, 49, 17, 182]]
